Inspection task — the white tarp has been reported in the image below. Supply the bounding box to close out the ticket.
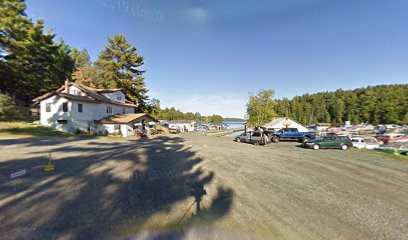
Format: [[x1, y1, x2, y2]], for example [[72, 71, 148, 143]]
[[263, 117, 309, 132]]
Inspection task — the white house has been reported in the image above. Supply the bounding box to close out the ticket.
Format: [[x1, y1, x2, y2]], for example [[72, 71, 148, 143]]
[[262, 117, 309, 132], [32, 81, 157, 137], [168, 120, 196, 132]]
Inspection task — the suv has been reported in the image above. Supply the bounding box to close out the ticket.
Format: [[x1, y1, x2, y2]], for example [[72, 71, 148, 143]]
[[235, 131, 266, 145], [302, 136, 352, 150], [268, 128, 316, 143]]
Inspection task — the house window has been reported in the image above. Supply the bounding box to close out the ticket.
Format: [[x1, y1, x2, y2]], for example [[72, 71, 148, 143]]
[[78, 103, 83, 113], [57, 120, 68, 124], [122, 108, 125, 114], [46, 103, 51, 112], [62, 103, 68, 112], [117, 95, 122, 101], [106, 106, 112, 114]]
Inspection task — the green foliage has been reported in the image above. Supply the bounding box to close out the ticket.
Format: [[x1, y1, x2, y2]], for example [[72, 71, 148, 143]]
[[146, 98, 161, 117], [154, 107, 223, 123], [71, 47, 96, 87], [94, 35, 148, 111], [274, 84, 408, 126], [246, 89, 276, 128], [0, 93, 16, 119], [0, 0, 74, 104]]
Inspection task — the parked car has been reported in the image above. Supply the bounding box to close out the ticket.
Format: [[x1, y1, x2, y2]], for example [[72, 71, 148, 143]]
[[196, 126, 209, 131], [235, 131, 267, 145], [302, 136, 352, 150], [269, 128, 316, 143], [169, 127, 180, 134], [351, 137, 381, 149]]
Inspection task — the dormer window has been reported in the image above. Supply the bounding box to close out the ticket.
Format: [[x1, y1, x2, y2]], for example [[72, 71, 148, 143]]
[[117, 95, 122, 101]]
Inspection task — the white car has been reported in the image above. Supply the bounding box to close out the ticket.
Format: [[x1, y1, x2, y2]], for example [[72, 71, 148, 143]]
[[351, 137, 381, 149]]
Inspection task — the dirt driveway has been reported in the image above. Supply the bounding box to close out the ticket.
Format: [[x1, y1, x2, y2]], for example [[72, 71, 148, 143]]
[[0, 133, 407, 239]]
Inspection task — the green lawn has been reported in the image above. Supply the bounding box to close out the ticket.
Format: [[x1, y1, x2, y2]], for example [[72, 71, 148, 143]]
[[352, 148, 408, 161], [0, 121, 93, 138]]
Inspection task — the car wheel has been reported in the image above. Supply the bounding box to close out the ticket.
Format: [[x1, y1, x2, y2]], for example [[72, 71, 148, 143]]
[[313, 144, 320, 150], [236, 138, 241, 142], [272, 137, 279, 143], [341, 144, 348, 150]]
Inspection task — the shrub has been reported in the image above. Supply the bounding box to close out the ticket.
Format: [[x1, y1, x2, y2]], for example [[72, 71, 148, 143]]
[[0, 94, 17, 119]]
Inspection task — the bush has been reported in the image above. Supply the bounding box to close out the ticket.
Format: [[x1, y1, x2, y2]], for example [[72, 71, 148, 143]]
[[0, 94, 17, 119]]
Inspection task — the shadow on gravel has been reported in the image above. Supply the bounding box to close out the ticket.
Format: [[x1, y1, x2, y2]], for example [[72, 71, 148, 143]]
[[0, 136, 234, 240]]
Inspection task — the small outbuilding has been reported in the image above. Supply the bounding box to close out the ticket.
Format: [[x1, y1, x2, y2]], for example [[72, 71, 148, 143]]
[[262, 117, 309, 132], [98, 113, 158, 137]]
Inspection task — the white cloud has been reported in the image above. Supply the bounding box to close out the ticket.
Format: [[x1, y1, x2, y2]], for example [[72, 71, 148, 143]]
[[187, 7, 209, 21], [161, 93, 246, 118]]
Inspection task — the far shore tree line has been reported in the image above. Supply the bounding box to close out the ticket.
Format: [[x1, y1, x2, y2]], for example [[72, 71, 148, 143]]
[[246, 84, 408, 128], [147, 99, 224, 123]]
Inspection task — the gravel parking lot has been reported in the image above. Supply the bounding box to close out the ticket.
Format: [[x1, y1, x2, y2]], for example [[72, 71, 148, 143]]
[[0, 133, 407, 240]]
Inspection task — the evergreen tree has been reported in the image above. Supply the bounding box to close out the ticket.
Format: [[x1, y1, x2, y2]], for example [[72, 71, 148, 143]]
[[0, 1, 74, 104], [94, 35, 148, 110], [273, 84, 408, 125], [71, 48, 95, 86]]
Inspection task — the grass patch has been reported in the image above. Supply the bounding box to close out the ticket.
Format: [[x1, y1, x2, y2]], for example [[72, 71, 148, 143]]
[[352, 148, 408, 161], [0, 121, 94, 138]]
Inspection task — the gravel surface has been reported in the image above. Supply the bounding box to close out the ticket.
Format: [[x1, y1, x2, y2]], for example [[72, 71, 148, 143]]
[[0, 133, 407, 240]]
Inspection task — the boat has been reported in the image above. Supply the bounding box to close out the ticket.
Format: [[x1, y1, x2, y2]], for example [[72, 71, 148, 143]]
[[376, 133, 408, 144], [376, 143, 408, 156]]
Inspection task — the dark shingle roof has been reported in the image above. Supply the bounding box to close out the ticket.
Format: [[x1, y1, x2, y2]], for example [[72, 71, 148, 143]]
[[32, 82, 137, 107]]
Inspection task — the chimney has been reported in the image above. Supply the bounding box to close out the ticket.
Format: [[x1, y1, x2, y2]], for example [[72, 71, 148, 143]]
[[65, 80, 70, 93]]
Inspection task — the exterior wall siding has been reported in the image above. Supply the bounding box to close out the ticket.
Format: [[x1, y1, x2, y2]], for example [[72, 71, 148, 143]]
[[101, 91, 126, 103], [168, 122, 195, 132], [40, 95, 134, 134]]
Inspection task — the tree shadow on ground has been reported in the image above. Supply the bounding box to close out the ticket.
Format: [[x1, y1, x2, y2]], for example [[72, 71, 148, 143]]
[[0, 136, 234, 240]]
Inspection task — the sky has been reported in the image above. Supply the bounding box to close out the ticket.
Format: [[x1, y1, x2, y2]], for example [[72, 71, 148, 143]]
[[25, 0, 408, 118]]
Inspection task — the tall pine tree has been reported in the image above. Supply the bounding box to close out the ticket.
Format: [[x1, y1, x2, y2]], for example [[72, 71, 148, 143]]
[[94, 35, 148, 111]]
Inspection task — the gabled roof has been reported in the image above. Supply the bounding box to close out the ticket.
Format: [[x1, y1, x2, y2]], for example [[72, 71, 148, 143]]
[[57, 93, 99, 103], [99, 113, 158, 124], [32, 82, 136, 107]]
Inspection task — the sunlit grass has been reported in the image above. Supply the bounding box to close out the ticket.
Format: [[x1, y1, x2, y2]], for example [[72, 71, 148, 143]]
[[352, 148, 408, 161], [0, 121, 94, 138]]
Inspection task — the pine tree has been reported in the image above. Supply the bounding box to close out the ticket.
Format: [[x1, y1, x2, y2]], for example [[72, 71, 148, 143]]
[[71, 48, 95, 86], [0, 1, 74, 103], [94, 35, 148, 110]]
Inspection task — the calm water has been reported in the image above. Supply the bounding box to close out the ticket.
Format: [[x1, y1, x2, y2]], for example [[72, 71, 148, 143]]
[[223, 121, 245, 129]]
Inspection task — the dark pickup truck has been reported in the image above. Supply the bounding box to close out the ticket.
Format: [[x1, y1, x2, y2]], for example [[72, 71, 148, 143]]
[[268, 128, 316, 143]]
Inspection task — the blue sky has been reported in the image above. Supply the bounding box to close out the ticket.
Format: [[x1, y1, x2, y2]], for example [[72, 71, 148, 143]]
[[26, 0, 408, 118]]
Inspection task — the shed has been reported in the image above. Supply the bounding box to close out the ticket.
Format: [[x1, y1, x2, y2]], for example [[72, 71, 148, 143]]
[[98, 113, 158, 137]]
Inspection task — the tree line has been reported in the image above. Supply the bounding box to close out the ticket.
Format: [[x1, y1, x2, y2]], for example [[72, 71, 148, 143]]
[[246, 84, 408, 128], [146, 99, 224, 123]]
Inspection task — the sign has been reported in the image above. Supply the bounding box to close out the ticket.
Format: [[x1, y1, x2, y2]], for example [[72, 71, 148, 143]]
[[10, 170, 26, 179]]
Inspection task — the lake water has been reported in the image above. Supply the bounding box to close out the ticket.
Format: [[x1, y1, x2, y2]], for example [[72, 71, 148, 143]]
[[222, 121, 245, 137], [223, 121, 245, 129]]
